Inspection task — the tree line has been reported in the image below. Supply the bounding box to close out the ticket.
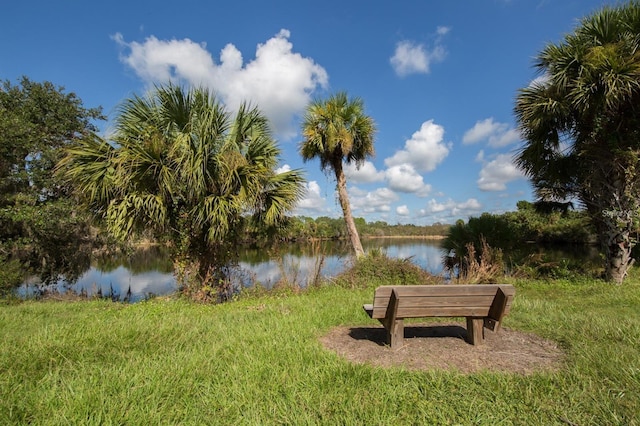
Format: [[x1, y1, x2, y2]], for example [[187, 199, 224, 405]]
[[263, 216, 450, 243]]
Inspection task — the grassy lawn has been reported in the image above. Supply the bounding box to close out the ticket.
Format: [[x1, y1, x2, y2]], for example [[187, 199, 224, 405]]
[[1, 265, 639, 424]]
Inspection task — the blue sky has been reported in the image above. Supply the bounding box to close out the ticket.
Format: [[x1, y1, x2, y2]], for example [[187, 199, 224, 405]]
[[2, 0, 611, 225]]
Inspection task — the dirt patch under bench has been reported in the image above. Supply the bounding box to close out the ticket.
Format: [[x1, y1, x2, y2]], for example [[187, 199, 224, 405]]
[[320, 323, 564, 375]]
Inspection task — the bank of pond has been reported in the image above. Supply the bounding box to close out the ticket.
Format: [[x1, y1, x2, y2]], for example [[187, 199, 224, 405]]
[[18, 238, 602, 302]]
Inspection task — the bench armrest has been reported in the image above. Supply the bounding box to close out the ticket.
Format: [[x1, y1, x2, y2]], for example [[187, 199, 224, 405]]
[[363, 304, 374, 318], [484, 287, 508, 331]]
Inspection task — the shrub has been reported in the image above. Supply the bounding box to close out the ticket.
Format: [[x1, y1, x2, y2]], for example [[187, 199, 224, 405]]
[[0, 255, 24, 297], [334, 249, 443, 289]]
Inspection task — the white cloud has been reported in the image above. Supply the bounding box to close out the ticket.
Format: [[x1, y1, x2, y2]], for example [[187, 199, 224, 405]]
[[396, 205, 410, 216], [385, 164, 432, 196], [384, 120, 450, 173], [436, 26, 451, 36], [296, 181, 327, 211], [276, 164, 291, 174], [390, 27, 449, 77], [113, 29, 328, 140], [344, 161, 385, 183], [458, 198, 482, 210], [390, 40, 446, 77], [350, 187, 399, 213], [490, 128, 521, 147], [477, 154, 525, 191], [463, 118, 521, 148], [419, 198, 482, 216], [529, 73, 550, 87], [463, 118, 502, 144]]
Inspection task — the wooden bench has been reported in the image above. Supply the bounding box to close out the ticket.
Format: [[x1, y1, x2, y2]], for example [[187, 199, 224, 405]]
[[363, 284, 516, 349]]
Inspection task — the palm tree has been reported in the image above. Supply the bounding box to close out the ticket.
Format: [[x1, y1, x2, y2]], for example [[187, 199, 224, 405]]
[[514, 2, 640, 284], [60, 85, 305, 300], [299, 92, 376, 258]]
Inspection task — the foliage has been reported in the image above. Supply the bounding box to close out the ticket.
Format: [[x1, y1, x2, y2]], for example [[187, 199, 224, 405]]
[[60, 84, 305, 302], [442, 201, 596, 278], [300, 92, 376, 258], [514, 2, 640, 284], [0, 199, 93, 284], [334, 249, 443, 289], [0, 77, 104, 285], [453, 239, 505, 284], [1, 275, 639, 423], [0, 254, 23, 296]]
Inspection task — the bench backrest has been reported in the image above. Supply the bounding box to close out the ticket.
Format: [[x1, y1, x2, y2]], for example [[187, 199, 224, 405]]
[[369, 284, 516, 319]]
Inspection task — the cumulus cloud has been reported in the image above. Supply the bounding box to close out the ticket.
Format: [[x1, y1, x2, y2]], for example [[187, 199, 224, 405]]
[[113, 29, 328, 139], [390, 27, 450, 77], [463, 118, 521, 148], [275, 164, 291, 174], [344, 161, 385, 183], [350, 187, 399, 213], [296, 181, 327, 212], [385, 164, 432, 196], [384, 120, 450, 172], [436, 26, 451, 36], [477, 153, 525, 191], [529, 73, 550, 87], [419, 198, 482, 217], [390, 41, 445, 77], [396, 205, 410, 216]]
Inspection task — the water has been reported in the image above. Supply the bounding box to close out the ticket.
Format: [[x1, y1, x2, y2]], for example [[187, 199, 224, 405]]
[[18, 238, 445, 302], [18, 239, 601, 302]]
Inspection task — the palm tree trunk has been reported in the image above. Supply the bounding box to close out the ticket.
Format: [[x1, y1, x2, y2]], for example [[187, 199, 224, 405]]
[[333, 161, 364, 258], [602, 223, 635, 284], [606, 244, 633, 284], [588, 172, 639, 284]]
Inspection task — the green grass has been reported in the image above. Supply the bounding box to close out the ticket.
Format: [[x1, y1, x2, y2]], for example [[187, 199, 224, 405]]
[[1, 265, 639, 424]]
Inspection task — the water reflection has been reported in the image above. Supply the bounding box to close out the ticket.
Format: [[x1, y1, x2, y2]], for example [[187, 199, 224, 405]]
[[18, 239, 601, 302], [18, 239, 445, 301]]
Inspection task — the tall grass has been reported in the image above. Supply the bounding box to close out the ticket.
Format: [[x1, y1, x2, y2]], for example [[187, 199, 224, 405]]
[[0, 260, 639, 424]]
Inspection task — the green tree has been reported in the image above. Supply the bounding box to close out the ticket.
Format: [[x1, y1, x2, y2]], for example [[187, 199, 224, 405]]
[[514, 2, 640, 284], [61, 85, 305, 301], [0, 77, 104, 285], [299, 92, 376, 258]]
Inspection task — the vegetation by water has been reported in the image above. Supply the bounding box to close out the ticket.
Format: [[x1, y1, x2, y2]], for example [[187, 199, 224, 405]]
[[442, 200, 600, 280], [1, 255, 638, 424], [515, 2, 640, 283], [0, 77, 106, 294], [60, 84, 306, 303]]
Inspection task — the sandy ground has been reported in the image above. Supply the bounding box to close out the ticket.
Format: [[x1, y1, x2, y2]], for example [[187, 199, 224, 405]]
[[320, 322, 564, 375]]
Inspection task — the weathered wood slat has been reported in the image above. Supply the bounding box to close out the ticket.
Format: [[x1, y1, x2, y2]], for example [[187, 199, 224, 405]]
[[373, 285, 515, 298], [370, 303, 513, 317], [384, 289, 403, 350], [373, 295, 506, 308], [363, 303, 374, 318], [485, 287, 508, 331], [372, 306, 493, 318]]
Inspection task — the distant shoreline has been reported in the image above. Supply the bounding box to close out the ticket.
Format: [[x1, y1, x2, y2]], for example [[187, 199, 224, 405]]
[[362, 235, 446, 240]]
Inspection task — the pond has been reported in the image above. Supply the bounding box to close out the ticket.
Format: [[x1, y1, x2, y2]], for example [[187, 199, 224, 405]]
[[18, 238, 446, 302], [18, 238, 601, 302]]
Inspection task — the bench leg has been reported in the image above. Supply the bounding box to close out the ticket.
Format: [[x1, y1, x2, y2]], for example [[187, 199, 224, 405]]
[[466, 317, 484, 345], [387, 319, 404, 350]]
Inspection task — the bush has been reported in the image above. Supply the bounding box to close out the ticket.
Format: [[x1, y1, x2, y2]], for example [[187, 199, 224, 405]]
[[442, 201, 598, 279], [0, 255, 24, 297], [334, 249, 443, 289]]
